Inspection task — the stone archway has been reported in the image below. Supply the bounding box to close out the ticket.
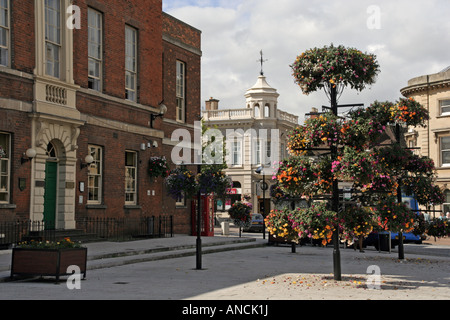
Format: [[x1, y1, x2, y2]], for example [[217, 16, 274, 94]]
[[30, 116, 82, 230]]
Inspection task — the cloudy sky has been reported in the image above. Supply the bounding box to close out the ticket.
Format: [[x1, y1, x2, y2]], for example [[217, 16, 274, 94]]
[[163, 0, 449, 122]]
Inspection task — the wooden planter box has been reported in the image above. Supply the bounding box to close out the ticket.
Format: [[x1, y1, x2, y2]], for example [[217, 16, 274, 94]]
[[11, 248, 87, 281]]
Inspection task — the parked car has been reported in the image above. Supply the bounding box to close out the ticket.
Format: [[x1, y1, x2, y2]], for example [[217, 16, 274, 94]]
[[243, 213, 264, 232]]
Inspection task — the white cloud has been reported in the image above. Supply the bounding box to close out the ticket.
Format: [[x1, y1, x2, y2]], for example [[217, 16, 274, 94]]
[[164, 0, 449, 121]]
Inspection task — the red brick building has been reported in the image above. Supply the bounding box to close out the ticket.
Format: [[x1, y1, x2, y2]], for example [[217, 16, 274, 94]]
[[0, 0, 201, 235]]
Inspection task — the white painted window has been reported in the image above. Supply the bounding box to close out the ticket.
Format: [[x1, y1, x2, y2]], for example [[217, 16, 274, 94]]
[[440, 99, 450, 116], [441, 136, 450, 166], [88, 8, 102, 91], [45, 0, 61, 78], [87, 145, 103, 204], [0, 0, 10, 67], [231, 141, 242, 167], [125, 151, 137, 204], [0, 132, 10, 203], [176, 60, 185, 122], [125, 26, 137, 101]]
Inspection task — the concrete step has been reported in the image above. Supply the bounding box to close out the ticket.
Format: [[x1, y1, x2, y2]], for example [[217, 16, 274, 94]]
[[87, 239, 266, 271], [0, 237, 267, 281]]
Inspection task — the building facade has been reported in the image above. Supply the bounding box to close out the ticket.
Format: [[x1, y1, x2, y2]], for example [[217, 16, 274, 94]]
[[0, 0, 201, 234], [202, 74, 298, 215], [401, 66, 450, 217]]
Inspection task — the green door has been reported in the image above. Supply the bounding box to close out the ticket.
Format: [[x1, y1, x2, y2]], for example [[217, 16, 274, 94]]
[[43, 161, 57, 230]]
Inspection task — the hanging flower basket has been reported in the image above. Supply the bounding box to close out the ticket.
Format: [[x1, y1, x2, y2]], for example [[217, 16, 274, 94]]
[[197, 168, 232, 197], [291, 44, 380, 95], [391, 97, 429, 127], [425, 218, 449, 241], [339, 206, 376, 244], [275, 156, 316, 197], [373, 199, 417, 233], [228, 202, 252, 229], [148, 156, 169, 178], [265, 208, 300, 243], [403, 176, 445, 206], [165, 167, 197, 201], [288, 203, 338, 246]]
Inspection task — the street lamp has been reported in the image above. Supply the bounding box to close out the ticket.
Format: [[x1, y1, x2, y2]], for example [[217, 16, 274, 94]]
[[150, 103, 168, 128], [255, 166, 268, 240]]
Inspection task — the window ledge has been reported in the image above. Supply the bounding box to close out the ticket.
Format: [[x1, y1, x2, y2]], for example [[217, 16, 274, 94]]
[[86, 204, 107, 209], [124, 205, 142, 209], [0, 204, 17, 209]]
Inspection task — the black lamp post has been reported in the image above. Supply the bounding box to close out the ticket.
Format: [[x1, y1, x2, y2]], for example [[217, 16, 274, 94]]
[[330, 85, 342, 281], [255, 166, 268, 240], [196, 163, 203, 270]]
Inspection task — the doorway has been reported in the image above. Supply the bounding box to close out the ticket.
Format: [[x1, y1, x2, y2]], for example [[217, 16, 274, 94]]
[[43, 161, 57, 229], [43, 142, 58, 230]]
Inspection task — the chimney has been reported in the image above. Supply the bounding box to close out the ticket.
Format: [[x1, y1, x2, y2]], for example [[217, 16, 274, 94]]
[[205, 98, 219, 110], [309, 107, 319, 119]]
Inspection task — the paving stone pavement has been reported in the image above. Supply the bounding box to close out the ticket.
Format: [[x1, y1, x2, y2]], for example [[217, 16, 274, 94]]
[[0, 228, 449, 302]]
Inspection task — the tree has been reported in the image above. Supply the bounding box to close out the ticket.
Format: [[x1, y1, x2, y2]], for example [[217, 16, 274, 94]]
[[268, 44, 444, 280]]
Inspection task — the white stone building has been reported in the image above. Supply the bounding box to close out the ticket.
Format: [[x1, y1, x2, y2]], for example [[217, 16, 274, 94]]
[[202, 74, 299, 215], [401, 66, 450, 218]]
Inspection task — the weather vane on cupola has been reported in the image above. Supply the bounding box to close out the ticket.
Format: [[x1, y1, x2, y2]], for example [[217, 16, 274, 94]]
[[258, 50, 268, 76]]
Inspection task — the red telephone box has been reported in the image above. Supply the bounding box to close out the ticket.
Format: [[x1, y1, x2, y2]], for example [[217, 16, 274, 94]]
[[191, 195, 215, 237]]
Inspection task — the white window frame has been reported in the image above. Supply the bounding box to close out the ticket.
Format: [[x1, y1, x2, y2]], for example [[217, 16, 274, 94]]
[[125, 25, 137, 102], [175, 192, 186, 207], [0, 132, 10, 204], [88, 8, 103, 91], [443, 190, 450, 219], [231, 140, 242, 167], [440, 99, 450, 116], [45, 0, 62, 78], [255, 139, 261, 166], [0, 0, 10, 67], [176, 60, 186, 123], [440, 136, 450, 167], [125, 150, 137, 205], [87, 145, 103, 204], [265, 140, 272, 165]]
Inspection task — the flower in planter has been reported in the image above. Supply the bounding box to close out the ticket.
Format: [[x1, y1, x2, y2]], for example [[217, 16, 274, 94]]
[[17, 237, 83, 249], [148, 156, 169, 178]]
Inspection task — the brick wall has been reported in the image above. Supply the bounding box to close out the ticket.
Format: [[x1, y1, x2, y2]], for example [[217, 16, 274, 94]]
[[0, 109, 32, 221], [0, 0, 201, 235], [73, 0, 163, 107], [10, 0, 35, 74]]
